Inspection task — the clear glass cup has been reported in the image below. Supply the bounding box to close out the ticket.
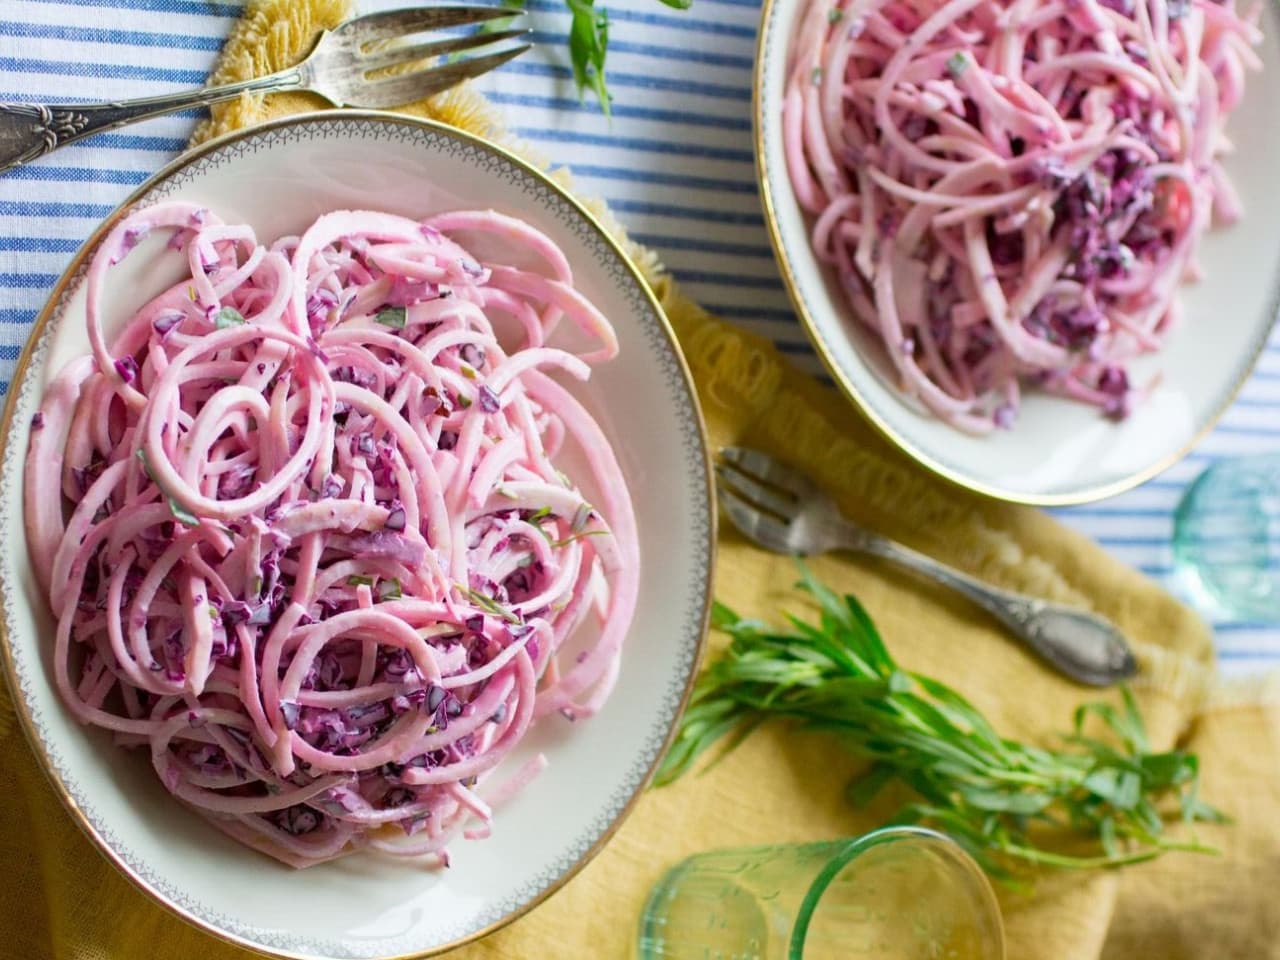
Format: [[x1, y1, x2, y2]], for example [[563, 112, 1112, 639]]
[[1173, 453, 1280, 622], [636, 827, 1005, 960]]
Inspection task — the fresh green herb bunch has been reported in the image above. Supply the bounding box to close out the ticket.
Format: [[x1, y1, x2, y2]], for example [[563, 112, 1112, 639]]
[[656, 566, 1228, 885], [472, 0, 692, 112]]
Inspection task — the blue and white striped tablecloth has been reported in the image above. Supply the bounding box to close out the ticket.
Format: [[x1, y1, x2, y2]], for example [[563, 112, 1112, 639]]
[[4, 0, 1278, 673]]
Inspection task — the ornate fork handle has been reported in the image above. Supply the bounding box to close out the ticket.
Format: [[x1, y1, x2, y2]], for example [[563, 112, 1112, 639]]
[[837, 523, 1137, 687], [0, 70, 301, 173]]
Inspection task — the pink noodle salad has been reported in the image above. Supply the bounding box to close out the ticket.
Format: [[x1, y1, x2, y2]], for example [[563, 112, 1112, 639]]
[[785, 0, 1262, 432], [24, 201, 639, 868]]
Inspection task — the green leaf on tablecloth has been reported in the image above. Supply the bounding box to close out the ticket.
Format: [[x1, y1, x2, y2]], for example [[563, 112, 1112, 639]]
[[566, 0, 612, 116], [654, 562, 1230, 885]]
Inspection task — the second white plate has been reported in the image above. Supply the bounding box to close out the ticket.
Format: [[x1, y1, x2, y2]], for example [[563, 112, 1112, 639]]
[[756, 0, 1280, 505]]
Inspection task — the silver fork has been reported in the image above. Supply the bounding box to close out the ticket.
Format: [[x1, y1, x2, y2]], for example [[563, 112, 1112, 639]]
[[716, 446, 1138, 687], [0, 6, 530, 174]]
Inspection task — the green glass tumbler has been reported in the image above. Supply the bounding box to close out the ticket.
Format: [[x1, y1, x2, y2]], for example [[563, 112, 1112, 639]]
[[1174, 453, 1280, 621], [636, 827, 1005, 960]]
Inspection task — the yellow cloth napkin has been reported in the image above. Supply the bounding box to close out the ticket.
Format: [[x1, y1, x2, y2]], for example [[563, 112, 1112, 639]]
[[3, 3, 1278, 957]]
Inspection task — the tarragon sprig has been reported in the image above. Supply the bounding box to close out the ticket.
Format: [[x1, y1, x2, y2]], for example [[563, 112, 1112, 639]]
[[472, 0, 692, 112], [655, 566, 1228, 885]]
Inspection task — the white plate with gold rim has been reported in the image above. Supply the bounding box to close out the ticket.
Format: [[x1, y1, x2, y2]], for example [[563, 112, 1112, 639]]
[[0, 112, 713, 960], [756, 0, 1280, 505]]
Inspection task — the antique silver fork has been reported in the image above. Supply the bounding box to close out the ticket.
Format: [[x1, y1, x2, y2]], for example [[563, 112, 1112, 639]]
[[716, 446, 1138, 687], [0, 6, 530, 174]]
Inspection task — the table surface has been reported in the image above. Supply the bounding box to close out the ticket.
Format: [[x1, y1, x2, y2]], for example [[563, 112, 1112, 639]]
[[3, 0, 1277, 673]]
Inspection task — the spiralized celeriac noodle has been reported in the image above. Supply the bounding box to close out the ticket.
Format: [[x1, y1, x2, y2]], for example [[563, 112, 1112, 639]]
[[25, 201, 639, 868], [785, 0, 1262, 431]]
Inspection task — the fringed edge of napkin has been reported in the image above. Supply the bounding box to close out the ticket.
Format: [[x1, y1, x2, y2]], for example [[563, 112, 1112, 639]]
[[192, 0, 508, 147], [1205, 670, 1280, 710]]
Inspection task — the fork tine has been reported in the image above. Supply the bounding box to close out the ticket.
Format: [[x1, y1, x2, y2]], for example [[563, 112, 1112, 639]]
[[361, 28, 530, 73], [717, 484, 802, 555], [338, 6, 516, 49], [719, 446, 816, 498], [344, 45, 530, 109], [716, 462, 799, 520]]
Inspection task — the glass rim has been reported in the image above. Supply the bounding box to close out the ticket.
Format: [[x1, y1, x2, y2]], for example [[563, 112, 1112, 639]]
[[787, 826, 1005, 960]]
